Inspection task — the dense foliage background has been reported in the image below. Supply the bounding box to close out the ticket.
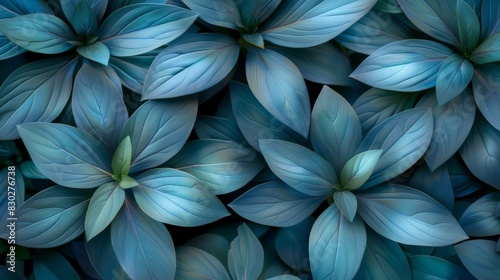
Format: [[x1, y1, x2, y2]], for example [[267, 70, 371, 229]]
[[0, 0, 499, 279]]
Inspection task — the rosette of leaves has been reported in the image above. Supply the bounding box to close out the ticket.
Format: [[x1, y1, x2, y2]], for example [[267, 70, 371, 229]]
[[141, 0, 378, 138], [0, 63, 236, 279], [230, 86, 469, 279], [349, 0, 500, 183], [0, 0, 198, 140]]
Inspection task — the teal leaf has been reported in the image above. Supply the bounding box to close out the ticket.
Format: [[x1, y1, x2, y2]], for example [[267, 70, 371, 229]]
[[409, 165, 455, 212], [275, 217, 314, 272], [311, 86, 362, 174], [350, 39, 453, 91], [0, 56, 79, 140], [5, 186, 92, 248], [480, 0, 500, 39], [181, 0, 241, 30], [121, 98, 197, 173], [472, 64, 500, 131], [471, 33, 500, 64], [374, 0, 402, 13], [353, 88, 419, 135], [85, 181, 125, 241], [333, 191, 358, 222], [0, 13, 75, 54], [134, 168, 229, 226], [455, 240, 500, 280], [261, 0, 377, 48], [175, 246, 231, 280], [72, 63, 127, 153], [112, 136, 132, 177], [246, 47, 310, 137], [167, 139, 264, 195], [417, 90, 475, 171], [236, 0, 280, 30], [356, 184, 468, 246], [118, 174, 138, 189], [185, 233, 231, 267], [61, 0, 108, 23], [435, 54, 474, 106], [194, 116, 245, 143], [259, 139, 337, 197], [408, 255, 471, 280], [18, 123, 113, 188], [460, 192, 500, 237], [109, 48, 160, 93], [309, 204, 367, 280], [243, 33, 264, 48], [143, 33, 239, 99], [85, 227, 129, 279], [98, 3, 197, 56], [340, 150, 383, 191], [228, 223, 264, 280], [111, 199, 176, 280], [357, 108, 433, 188], [229, 180, 324, 227], [77, 42, 110, 65], [32, 250, 81, 280], [69, 0, 98, 36], [19, 160, 47, 179], [230, 81, 306, 152], [0, 0, 52, 18]]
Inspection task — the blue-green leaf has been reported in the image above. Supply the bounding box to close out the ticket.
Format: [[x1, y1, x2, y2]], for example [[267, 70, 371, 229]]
[[472, 64, 500, 131], [460, 115, 500, 190], [374, 0, 402, 13], [18, 123, 113, 188], [111, 199, 176, 280], [333, 190, 358, 222], [416, 90, 475, 171], [98, 3, 197, 56], [112, 137, 132, 177], [229, 180, 324, 227], [261, 0, 377, 48], [353, 88, 419, 135], [409, 165, 455, 212], [33, 250, 81, 280], [194, 116, 245, 143], [143, 33, 239, 99], [0, 13, 75, 54], [167, 139, 264, 195], [5, 186, 91, 248], [340, 150, 383, 190], [109, 48, 160, 93], [185, 233, 230, 266], [181, 0, 240, 29], [77, 42, 110, 65], [356, 184, 468, 246], [311, 86, 362, 174], [246, 47, 310, 137], [460, 192, 500, 237], [175, 246, 231, 280], [230, 81, 305, 152], [242, 33, 264, 48], [236, 0, 280, 30], [435, 54, 474, 106], [309, 204, 367, 280], [480, 0, 500, 39], [85, 181, 125, 241], [336, 10, 412, 55], [269, 42, 355, 86], [409, 255, 471, 280], [85, 227, 128, 280], [455, 240, 500, 280], [134, 168, 229, 226], [60, 0, 107, 23], [121, 98, 197, 173], [275, 217, 314, 272], [0, 56, 79, 140], [471, 33, 500, 64], [357, 108, 433, 188], [446, 155, 482, 198], [228, 223, 264, 280], [19, 160, 47, 179], [350, 39, 453, 91], [72, 63, 128, 153], [259, 139, 337, 197], [354, 229, 411, 280], [69, 0, 98, 36]]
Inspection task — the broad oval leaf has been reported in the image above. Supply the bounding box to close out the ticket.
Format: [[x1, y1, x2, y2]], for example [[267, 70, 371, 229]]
[[32, 250, 81, 280], [471, 33, 500, 64], [472, 64, 500, 131], [356, 184, 468, 246], [18, 123, 113, 188], [228, 223, 264, 280], [76, 42, 110, 66], [333, 191, 358, 222], [85, 181, 125, 241], [350, 39, 453, 91], [435, 54, 474, 106], [275, 217, 314, 272], [133, 168, 229, 226], [261, 0, 377, 48], [246, 47, 310, 137], [357, 108, 433, 188], [0, 13, 75, 54], [121, 97, 197, 173], [194, 116, 245, 143], [311, 86, 362, 174], [259, 139, 337, 197], [98, 3, 197, 56], [409, 165, 455, 212], [480, 0, 500, 39], [175, 246, 231, 280], [455, 240, 500, 280], [143, 33, 239, 99], [460, 115, 500, 190], [229, 180, 325, 227], [111, 199, 176, 280], [181, 0, 241, 29], [416, 90, 475, 171], [340, 150, 383, 190], [309, 204, 367, 280], [408, 255, 471, 280], [167, 139, 264, 195], [0, 56, 79, 140], [7, 186, 92, 248], [72, 63, 128, 153], [460, 192, 500, 237]]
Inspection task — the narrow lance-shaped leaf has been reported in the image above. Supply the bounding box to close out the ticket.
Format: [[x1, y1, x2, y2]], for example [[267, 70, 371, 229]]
[[228, 223, 264, 280], [340, 150, 383, 191], [112, 136, 132, 178]]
